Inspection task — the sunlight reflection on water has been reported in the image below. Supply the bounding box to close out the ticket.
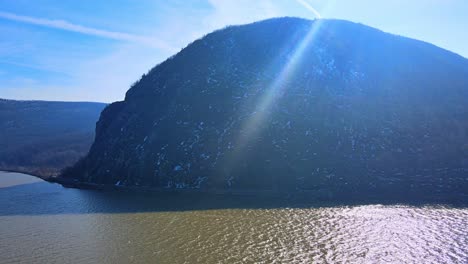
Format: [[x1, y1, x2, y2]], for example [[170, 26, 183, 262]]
[[1, 172, 467, 263]]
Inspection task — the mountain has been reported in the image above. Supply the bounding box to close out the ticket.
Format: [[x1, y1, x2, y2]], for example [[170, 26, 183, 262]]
[[0, 99, 106, 177], [61, 18, 468, 199]]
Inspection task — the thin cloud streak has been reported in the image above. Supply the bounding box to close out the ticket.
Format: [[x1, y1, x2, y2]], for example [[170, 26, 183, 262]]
[[295, 0, 322, 18], [0, 59, 66, 75], [0, 11, 175, 52]]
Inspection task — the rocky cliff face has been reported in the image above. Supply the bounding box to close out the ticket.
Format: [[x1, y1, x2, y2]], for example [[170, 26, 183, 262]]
[[62, 18, 468, 197]]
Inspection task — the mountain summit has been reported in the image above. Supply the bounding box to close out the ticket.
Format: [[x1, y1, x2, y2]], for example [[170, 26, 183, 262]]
[[61, 18, 468, 198]]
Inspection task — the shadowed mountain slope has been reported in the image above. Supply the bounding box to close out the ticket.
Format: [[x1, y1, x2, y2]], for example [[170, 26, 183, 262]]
[[61, 18, 468, 199]]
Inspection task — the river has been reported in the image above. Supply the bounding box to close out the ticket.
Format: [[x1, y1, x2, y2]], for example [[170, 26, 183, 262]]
[[0, 171, 467, 263]]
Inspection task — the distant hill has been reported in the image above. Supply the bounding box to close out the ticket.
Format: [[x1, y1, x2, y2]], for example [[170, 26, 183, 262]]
[[61, 18, 468, 200], [0, 99, 106, 177]]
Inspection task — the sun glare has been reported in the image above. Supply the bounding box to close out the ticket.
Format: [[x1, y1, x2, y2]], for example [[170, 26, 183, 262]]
[[224, 19, 324, 176]]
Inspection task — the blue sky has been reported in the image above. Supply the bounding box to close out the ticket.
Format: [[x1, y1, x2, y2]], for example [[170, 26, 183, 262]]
[[0, 0, 467, 102]]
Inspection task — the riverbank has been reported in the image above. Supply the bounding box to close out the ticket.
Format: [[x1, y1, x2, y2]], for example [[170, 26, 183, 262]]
[[47, 175, 468, 206], [1, 170, 467, 209], [2, 170, 465, 206], [48, 176, 291, 197], [0, 168, 51, 180]]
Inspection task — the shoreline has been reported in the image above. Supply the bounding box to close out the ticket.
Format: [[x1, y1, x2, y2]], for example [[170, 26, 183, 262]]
[[48, 176, 293, 197], [48, 175, 468, 206], [2, 170, 467, 206], [0, 169, 50, 181]]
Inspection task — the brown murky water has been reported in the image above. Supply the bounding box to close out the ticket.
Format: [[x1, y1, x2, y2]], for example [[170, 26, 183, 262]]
[[1, 172, 467, 263]]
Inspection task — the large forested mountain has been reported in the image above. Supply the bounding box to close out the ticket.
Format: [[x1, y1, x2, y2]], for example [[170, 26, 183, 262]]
[[0, 99, 106, 177], [62, 18, 468, 199]]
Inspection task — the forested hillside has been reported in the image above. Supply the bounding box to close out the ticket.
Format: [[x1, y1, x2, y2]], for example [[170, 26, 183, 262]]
[[62, 18, 468, 199], [0, 99, 106, 177]]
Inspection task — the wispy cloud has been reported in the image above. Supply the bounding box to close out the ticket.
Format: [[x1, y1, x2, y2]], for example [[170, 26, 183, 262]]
[[0, 1, 323, 102], [0, 59, 66, 75], [0, 11, 175, 52], [295, 0, 322, 18]]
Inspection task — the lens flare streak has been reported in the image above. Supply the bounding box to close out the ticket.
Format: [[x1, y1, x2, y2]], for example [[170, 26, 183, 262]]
[[228, 20, 324, 169]]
